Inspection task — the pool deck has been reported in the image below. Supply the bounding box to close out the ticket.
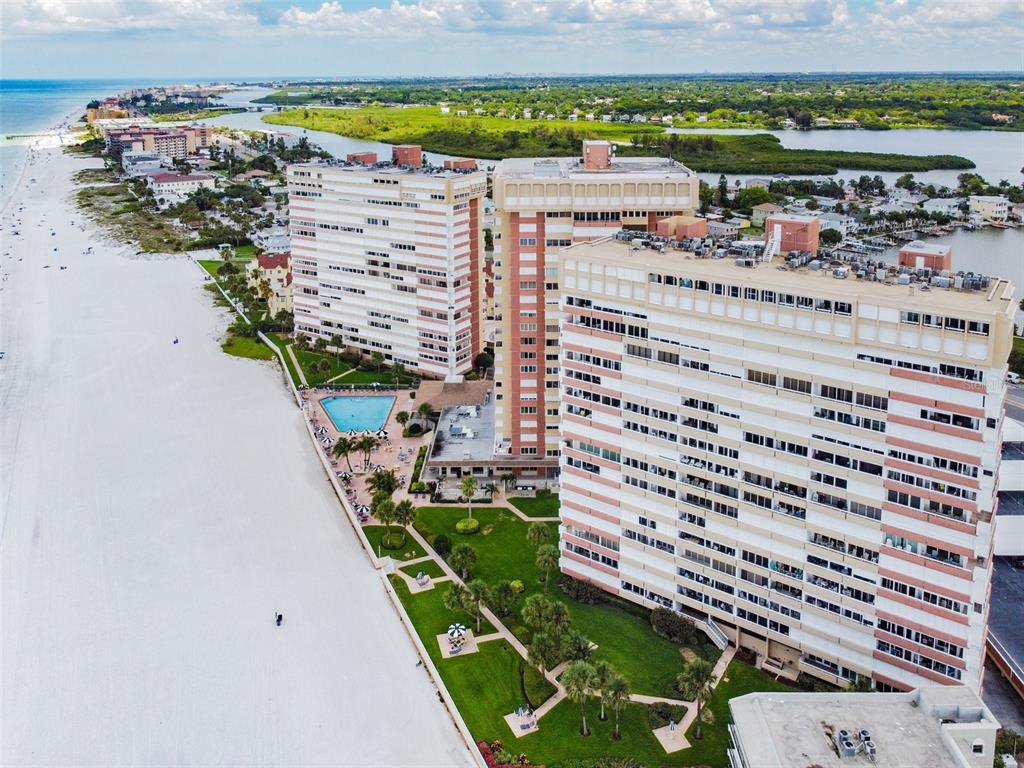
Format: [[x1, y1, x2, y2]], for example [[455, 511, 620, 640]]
[[306, 388, 432, 521]]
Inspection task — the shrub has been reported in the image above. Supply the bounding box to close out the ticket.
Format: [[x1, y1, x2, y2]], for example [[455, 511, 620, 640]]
[[456, 517, 481, 535], [433, 533, 452, 557], [510, 579, 525, 594], [647, 702, 687, 729], [650, 606, 700, 645], [405, 422, 424, 437], [406, 445, 428, 492], [554, 759, 643, 768], [560, 574, 608, 604], [409, 481, 429, 494]]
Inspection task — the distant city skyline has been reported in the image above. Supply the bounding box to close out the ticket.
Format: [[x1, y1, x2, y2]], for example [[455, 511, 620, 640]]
[[2, 0, 1022, 79]]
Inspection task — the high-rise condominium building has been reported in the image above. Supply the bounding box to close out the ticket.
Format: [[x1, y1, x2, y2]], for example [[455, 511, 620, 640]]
[[491, 140, 699, 475], [558, 237, 1013, 692], [287, 148, 487, 379]]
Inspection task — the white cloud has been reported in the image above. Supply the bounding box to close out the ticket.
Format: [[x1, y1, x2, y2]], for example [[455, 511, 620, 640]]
[[2, 0, 259, 35]]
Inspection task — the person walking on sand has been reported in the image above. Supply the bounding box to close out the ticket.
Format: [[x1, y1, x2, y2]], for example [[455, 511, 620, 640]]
[[276, 613, 283, 626]]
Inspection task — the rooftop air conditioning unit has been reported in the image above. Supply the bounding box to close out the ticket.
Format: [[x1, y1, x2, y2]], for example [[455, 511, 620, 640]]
[[839, 739, 857, 758]]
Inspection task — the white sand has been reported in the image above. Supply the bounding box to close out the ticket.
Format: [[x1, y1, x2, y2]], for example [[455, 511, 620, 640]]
[[0, 142, 473, 766]]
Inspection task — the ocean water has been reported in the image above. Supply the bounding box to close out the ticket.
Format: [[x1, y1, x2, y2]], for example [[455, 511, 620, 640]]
[[0, 78, 214, 211]]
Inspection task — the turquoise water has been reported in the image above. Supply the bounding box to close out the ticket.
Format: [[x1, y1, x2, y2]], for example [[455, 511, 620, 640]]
[[321, 396, 395, 432]]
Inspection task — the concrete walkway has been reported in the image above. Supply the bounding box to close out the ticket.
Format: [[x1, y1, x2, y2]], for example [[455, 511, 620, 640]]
[[403, 522, 739, 753], [284, 343, 308, 386]]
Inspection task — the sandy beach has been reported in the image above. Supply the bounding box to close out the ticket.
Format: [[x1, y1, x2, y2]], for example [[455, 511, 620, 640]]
[[0, 138, 473, 766]]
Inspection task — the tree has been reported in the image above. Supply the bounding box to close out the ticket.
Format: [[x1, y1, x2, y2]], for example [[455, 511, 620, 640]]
[[314, 336, 327, 353], [592, 660, 615, 721], [372, 495, 396, 545], [464, 579, 490, 632], [698, 182, 715, 215], [536, 543, 560, 594], [528, 630, 561, 675], [370, 351, 385, 372], [392, 499, 416, 546], [395, 411, 411, 430], [527, 522, 550, 548], [449, 543, 478, 579], [366, 468, 399, 498], [443, 582, 469, 617], [521, 594, 553, 631], [391, 361, 407, 386], [820, 228, 843, 245], [460, 475, 478, 520], [490, 580, 517, 616], [330, 334, 345, 357], [676, 658, 717, 740], [562, 660, 597, 736], [716, 174, 729, 207], [331, 437, 355, 472], [355, 434, 379, 469], [607, 674, 631, 740], [417, 401, 434, 420], [735, 186, 773, 209], [473, 351, 494, 373], [500, 472, 516, 492], [483, 482, 500, 502], [561, 629, 594, 663]]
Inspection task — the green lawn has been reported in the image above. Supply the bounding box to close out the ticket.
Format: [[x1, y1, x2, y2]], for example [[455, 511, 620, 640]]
[[509, 490, 560, 518], [412, 505, 716, 696], [413, 506, 558, 593], [363, 526, 426, 561], [389, 575, 496, 646], [516, 698, 674, 768], [563, 598, 715, 698], [292, 348, 353, 386], [264, 334, 301, 387], [338, 368, 418, 387], [399, 559, 446, 579], [680, 659, 792, 768], [221, 335, 274, 360]]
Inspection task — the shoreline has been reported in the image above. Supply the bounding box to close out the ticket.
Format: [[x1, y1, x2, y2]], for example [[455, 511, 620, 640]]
[[0, 113, 474, 765]]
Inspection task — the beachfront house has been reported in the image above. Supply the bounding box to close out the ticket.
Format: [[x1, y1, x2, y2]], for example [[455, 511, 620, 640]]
[[969, 195, 1010, 222], [750, 202, 783, 227], [146, 171, 216, 206], [922, 197, 963, 217], [245, 252, 293, 317]]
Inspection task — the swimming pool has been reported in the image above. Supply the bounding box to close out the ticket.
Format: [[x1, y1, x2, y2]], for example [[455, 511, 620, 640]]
[[321, 395, 396, 433]]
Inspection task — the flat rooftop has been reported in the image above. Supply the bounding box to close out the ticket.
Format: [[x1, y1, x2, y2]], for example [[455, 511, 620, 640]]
[[990, 557, 1024, 681], [289, 160, 484, 180], [901, 239, 952, 256], [429, 397, 496, 463], [562, 237, 1014, 315], [730, 687, 997, 768], [1002, 442, 1024, 461], [495, 155, 695, 179]]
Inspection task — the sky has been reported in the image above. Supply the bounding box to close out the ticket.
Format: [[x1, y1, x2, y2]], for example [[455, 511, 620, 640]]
[[1, 0, 1022, 80]]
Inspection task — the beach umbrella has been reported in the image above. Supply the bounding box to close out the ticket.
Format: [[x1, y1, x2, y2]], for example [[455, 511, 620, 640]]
[[447, 624, 467, 639], [376, 429, 389, 439], [355, 504, 370, 514], [374, 464, 386, 472], [338, 472, 352, 480]]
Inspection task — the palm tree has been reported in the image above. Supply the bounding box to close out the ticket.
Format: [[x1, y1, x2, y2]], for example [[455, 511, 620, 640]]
[[483, 482, 500, 502], [521, 593, 553, 631], [331, 437, 354, 472], [330, 334, 344, 357], [464, 579, 490, 633], [355, 434, 378, 469], [499, 472, 516, 492], [392, 499, 416, 547], [592, 660, 615, 721], [443, 582, 469, 616], [676, 658, 717, 740], [395, 410, 411, 430], [449, 543, 477, 579], [527, 522, 549, 548], [370, 351, 385, 372], [373, 495, 396, 546], [528, 630, 561, 676], [460, 475, 478, 520], [607, 674, 631, 740], [561, 660, 597, 736], [545, 600, 571, 638], [417, 401, 434, 422], [366, 468, 399, 498], [536, 542, 559, 594], [392, 361, 406, 386]]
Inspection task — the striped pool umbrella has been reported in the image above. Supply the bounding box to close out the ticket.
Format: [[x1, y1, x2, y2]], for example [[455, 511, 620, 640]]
[[447, 623, 467, 639], [374, 464, 386, 472], [376, 429, 389, 439], [355, 504, 370, 514]]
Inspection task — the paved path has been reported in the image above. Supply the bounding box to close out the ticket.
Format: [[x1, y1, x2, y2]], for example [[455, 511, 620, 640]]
[[285, 343, 308, 386]]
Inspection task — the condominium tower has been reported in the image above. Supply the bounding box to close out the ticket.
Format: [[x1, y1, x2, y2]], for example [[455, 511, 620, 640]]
[[287, 147, 486, 378], [558, 237, 1012, 692], [492, 140, 699, 474]]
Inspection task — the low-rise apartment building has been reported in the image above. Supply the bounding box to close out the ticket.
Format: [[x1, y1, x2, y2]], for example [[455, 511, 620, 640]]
[[146, 171, 215, 202], [246, 252, 293, 317], [969, 196, 1010, 222], [557, 236, 1012, 693], [491, 140, 699, 475], [286, 147, 487, 379]]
